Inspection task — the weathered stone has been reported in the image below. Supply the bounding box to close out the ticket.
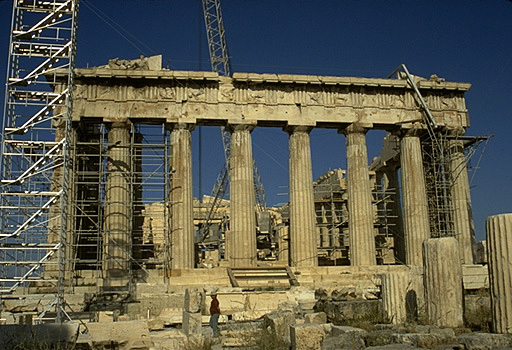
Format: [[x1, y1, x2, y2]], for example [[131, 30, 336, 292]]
[[321, 300, 380, 325], [331, 325, 367, 337], [344, 123, 376, 266], [423, 237, 464, 328], [290, 323, 326, 350], [304, 312, 327, 324], [231, 310, 267, 321], [401, 127, 430, 266], [263, 309, 296, 343], [87, 320, 152, 349], [457, 332, 512, 350], [184, 288, 204, 313], [229, 124, 257, 267], [170, 124, 195, 269], [321, 333, 365, 350], [382, 270, 413, 324], [288, 126, 317, 267], [182, 311, 202, 336], [448, 137, 475, 264], [0, 323, 80, 349], [365, 345, 421, 350], [147, 318, 165, 331], [486, 214, 512, 334]]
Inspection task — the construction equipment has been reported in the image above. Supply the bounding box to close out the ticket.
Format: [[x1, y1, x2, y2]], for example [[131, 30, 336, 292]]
[[0, 0, 79, 322]]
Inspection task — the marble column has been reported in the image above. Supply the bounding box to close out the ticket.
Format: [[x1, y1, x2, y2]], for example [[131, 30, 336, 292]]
[[423, 237, 464, 328], [103, 121, 131, 280], [169, 123, 195, 269], [287, 126, 318, 267], [229, 124, 257, 267], [486, 214, 512, 334], [344, 123, 376, 266], [400, 127, 430, 266], [448, 136, 475, 264]]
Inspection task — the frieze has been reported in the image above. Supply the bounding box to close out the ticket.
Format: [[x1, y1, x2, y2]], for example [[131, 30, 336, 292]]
[[68, 69, 470, 129]]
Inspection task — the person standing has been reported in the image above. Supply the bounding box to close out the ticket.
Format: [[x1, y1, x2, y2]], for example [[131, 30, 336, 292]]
[[209, 291, 221, 336]]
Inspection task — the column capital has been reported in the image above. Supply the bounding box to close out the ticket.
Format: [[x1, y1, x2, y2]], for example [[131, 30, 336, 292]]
[[168, 122, 195, 132], [109, 120, 132, 129], [399, 122, 426, 138], [445, 126, 466, 138], [342, 122, 372, 135], [284, 124, 313, 135], [227, 123, 255, 133]]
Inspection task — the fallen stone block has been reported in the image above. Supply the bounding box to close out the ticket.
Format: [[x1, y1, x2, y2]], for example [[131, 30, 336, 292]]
[[321, 333, 365, 350], [457, 332, 512, 350], [184, 288, 204, 313], [331, 325, 367, 337], [87, 320, 152, 349], [291, 323, 326, 350], [0, 322, 80, 349], [305, 312, 327, 324], [182, 311, 202, 336], [263, 309, 296, 343]]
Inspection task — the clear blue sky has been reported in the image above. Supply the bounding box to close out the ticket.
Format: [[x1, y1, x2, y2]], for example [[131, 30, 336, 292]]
[[1, 0, 511, 242]]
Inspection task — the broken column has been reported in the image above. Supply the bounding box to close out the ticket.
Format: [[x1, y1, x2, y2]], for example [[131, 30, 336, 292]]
[[344, 123, 376, 266], [182, 288, 204, 336], [486, 214, 512, 334], [381, 271, 409, 324], [448, 133, 475, 264], [169, 123, 195, 269], [288, 126, 317, 267], [423, 237, 463, 328], [400, 126, 431, 266], [229, 124, 257, 267], [103, 121, 131, 283]]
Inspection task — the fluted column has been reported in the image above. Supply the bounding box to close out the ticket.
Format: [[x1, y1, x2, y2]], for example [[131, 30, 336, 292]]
[[381, 271, 410, 324], [486, 214, 512, 334], [423, 237, 464, 328], [104, 122, 131, 280], [343, 123, 376, 266], [448, 134, 475, 264], [229, 124, 257, 267], [169, 123, 195, 269], [287, 126, 317, 267], [400, 127, 430, 266]]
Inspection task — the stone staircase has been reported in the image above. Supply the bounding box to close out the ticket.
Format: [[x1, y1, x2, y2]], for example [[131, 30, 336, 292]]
[[226, 266, 299, 290]]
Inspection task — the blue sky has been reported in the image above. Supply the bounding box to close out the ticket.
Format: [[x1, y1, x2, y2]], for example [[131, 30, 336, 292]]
[[1, 0, 511, 242]]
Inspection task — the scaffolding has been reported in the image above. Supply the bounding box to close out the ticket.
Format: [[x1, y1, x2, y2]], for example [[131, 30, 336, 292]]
[[313, 169, 397, 265], [0, 1, 79, 321], [70, 123, 171, 290]]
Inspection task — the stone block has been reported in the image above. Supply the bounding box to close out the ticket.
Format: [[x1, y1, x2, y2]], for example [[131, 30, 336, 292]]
[[458, 332, 512, 350], [231, 310, 267, 322], [147, 318, 165, 331], [98, 311, 114, 322], [304, 312, 327, 324], [184, 288, 204, 313], [182, 311, 202, 336], [291, 324, 326, 350], [0, 323, 80, 349], [331, 325, 367, 337], [87, 320, 151, 349], [263, 309, 296, 343], [138, 293, 183, 318], [423, 237, 464, 328], [321, 333, 365, 350]]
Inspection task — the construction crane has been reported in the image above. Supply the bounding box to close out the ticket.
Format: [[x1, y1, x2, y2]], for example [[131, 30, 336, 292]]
[[199, 0, 267, 246]]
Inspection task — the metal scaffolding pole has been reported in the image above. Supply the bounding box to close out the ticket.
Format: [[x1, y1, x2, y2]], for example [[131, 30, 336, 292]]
[[0, 0, 79, 322]]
